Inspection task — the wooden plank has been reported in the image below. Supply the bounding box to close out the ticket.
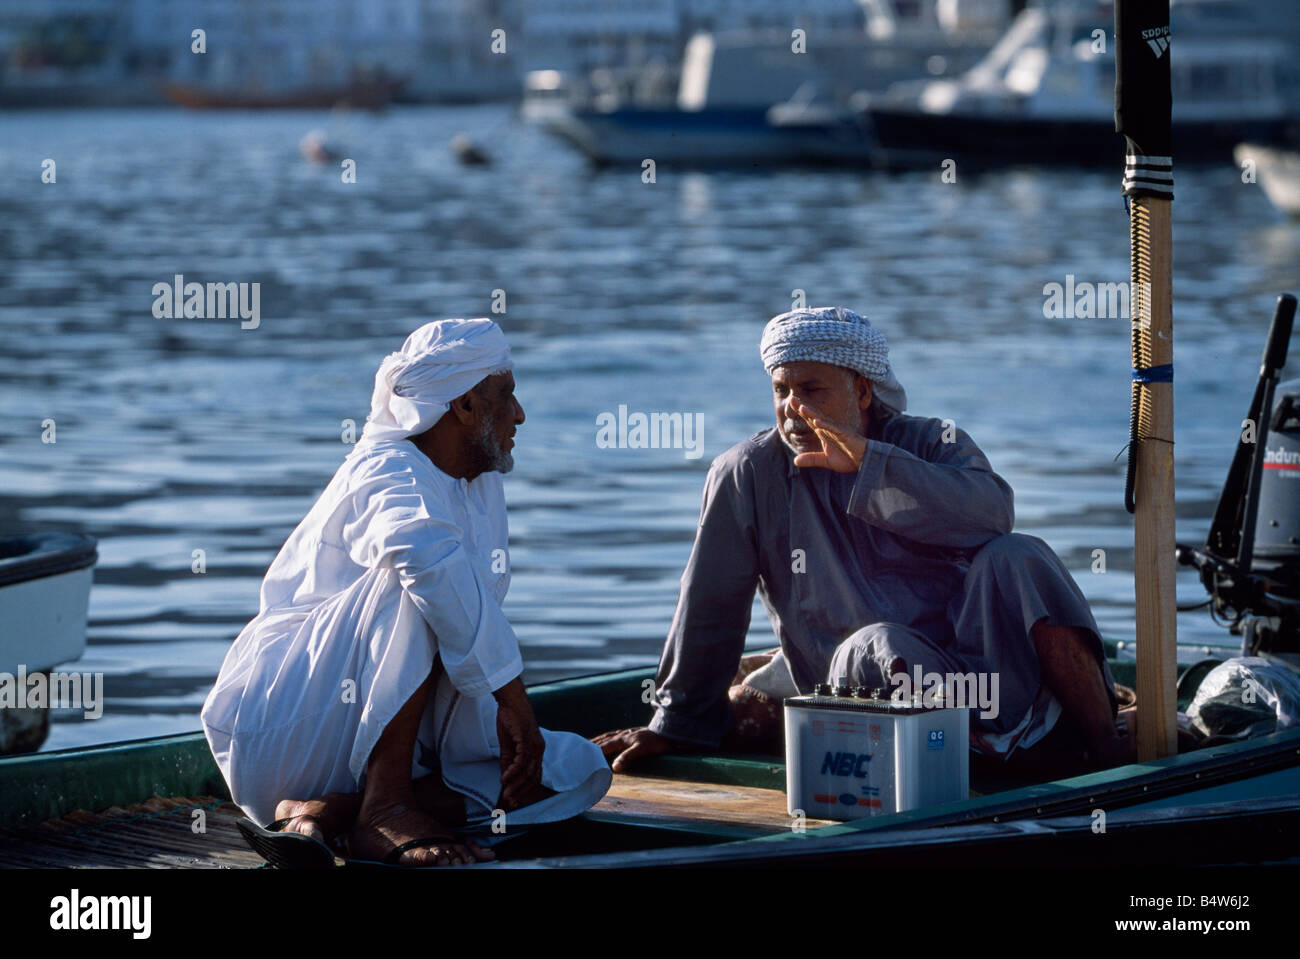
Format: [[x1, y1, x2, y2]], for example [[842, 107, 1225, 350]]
[[84, 820, 226, 856], [1132, 196, 1179, 761], [0, 837, 86, 868], [76, 805, 260, 868], [19, 826, 166, 866], [590, 774, 836, 833], [5, 781, 830, 865], [0, 795, 262, 869]]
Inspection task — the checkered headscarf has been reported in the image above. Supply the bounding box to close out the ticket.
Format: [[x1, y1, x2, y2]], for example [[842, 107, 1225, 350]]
[[760, 306, 907, 411]]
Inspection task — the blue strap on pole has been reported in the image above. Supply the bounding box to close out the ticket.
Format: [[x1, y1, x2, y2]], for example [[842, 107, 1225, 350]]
[[1132, 364, 1173, 384]]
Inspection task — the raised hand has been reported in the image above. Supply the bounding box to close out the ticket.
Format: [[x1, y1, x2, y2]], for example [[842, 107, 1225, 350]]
[[790, 398, 865, 473]]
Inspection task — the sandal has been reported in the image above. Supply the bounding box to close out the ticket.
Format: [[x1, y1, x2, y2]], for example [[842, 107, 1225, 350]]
[[346, 832, 484, 869], [236, 815, 341, 870]]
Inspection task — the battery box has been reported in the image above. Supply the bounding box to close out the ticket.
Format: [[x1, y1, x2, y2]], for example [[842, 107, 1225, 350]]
[[784, 691, 969, 820]]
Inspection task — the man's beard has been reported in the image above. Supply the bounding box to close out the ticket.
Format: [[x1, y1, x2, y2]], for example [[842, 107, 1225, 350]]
[[778, 417, 816, 455], [476, 417, 514, 474]]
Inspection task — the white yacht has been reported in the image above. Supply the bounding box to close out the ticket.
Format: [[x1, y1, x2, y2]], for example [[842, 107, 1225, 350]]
[[866, 0, 1297, 166]]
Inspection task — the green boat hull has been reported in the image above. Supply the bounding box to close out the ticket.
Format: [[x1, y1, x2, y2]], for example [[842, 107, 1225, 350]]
[[2, 651, 1297, 865]]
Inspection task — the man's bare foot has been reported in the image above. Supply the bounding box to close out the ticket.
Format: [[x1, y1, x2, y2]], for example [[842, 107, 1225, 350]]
[[721, 684, 783, 753], [412, 773, 470, 825], [348, 797, 495, 867], [273, 793, 361, 847]]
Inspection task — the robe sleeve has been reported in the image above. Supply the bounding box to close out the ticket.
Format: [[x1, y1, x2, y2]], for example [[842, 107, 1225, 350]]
[[648, 451, 761, 748], [847, 417, 1014, 549], [344, 472, 522, 699]]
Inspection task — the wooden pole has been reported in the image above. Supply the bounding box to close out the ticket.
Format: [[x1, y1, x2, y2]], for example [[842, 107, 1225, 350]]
[[1117, 0, 1177, 761], [1131, 196, 1178, 760]]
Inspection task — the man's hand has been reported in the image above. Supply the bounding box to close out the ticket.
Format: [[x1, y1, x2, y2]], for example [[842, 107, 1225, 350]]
[[591, 727, 672, 772], [790, 398, 865, 473], [493, 677, 545, 810]]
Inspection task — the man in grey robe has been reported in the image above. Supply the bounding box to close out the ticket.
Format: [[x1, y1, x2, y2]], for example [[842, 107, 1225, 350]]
[[595, 306, 1130, 773]]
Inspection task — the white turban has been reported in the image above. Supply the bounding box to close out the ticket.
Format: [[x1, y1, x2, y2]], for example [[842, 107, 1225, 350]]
[[759, 306, 907, 412], [361, 318, 513, 444]]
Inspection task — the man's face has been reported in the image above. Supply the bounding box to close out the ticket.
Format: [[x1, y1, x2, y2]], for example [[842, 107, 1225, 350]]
[[472, 371, 525, 474], [771, 361, 871, 456]]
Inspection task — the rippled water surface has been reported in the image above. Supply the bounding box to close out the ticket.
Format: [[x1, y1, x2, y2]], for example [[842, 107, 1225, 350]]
[[3, 106, 1298, 749]]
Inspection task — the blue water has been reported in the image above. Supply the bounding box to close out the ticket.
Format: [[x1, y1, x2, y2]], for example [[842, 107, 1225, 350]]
[[2, 105, 1297, 749]]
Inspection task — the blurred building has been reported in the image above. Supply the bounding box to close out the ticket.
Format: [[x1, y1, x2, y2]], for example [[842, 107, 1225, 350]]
[[0, 0, 522, 105], [1, 0, 1296, 107], [122, 0, 521, 102], [516, 0, 869, 75], [519, 0, 681, 74], [0, 0, 136, 104]]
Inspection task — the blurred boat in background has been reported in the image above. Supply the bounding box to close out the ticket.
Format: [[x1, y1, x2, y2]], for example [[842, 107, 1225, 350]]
[[0, 534, 96, 756], [526, 0, 1011, 166], [865, 0, 1299, 167], [534, 99, 875, 167], [163, 70, 405, 111], [1237, 143, 1300, 218]]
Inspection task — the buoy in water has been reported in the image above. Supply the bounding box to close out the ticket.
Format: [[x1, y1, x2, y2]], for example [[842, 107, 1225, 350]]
[[300, 129, 341, 164], [451, 133, 490, 166]]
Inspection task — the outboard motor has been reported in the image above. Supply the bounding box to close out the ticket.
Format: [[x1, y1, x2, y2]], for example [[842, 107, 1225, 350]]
[[1178, 294, 1300, 657], [1252, 379, 1300, 591]]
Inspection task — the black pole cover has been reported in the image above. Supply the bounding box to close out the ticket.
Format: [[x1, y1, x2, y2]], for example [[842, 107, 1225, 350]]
[[1115, 0, 1173, 198]]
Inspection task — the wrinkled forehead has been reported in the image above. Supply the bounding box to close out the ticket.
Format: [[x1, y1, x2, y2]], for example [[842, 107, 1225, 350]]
[[769, 360, 856, 388], [480, 369, 516, 394]]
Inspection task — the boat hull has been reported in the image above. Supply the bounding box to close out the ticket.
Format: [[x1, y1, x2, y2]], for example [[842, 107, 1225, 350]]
[[0, 533, 97, 676], [500, 792, 1300, 868], [161, 78, 404, 111], [0, 568, 94, 678], [4, 660, 1300, 866], [541, 107, 874, 167], [0, 533, 97, 756], [867, 107, 1293, 167]]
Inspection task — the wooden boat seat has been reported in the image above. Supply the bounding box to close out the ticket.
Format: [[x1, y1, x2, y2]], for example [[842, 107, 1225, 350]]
[[585, 773, 837, 838]]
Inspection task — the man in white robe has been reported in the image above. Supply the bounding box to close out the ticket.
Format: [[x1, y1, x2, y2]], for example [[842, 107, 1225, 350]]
[[201, 318, 611, 866]]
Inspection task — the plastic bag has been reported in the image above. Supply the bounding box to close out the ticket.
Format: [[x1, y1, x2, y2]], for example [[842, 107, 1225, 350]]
[[1187, 656, 1300, 741]]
